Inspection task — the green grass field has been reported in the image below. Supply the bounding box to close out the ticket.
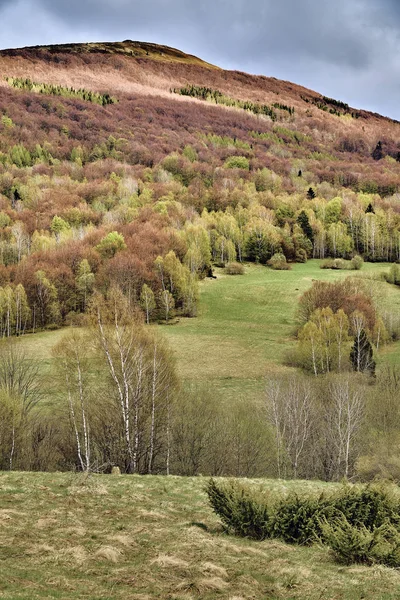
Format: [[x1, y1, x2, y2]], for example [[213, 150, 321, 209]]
[[162, 260, 400, 400], [1, 471, 400, 600], [13, 260, 400, 402]]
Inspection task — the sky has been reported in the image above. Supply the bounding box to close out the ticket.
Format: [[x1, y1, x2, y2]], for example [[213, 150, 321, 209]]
[[0, 0, 400, 119]]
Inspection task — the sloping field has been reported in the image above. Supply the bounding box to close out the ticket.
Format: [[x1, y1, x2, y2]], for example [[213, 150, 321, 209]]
[[162, 260, 400, 400], [14, 260, 400, 402], [1, 471, 400, 600]]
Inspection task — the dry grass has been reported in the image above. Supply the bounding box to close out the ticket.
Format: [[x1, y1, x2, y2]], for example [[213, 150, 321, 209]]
[[1, 472, 400, 599]]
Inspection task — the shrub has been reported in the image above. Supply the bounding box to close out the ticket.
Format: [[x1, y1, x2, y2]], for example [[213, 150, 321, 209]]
[[206, 479, 271, 540], [350, 255, 364, 270], [206, 479, 400, 548], [384, 263, 400, 285], [271, 493, 332, 544], [224, 156, 250, 170], [321, 518, 400, 567], [268, 253, 291, 270], [95, 231, 127, 259], [295, 248, 308, 263], [320, 258, 348, 270], [225, 262, 245, 275]]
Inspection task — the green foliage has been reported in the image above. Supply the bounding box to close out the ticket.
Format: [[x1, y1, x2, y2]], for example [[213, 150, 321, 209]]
[[321, 519, 400, 567], [50, 216, 70, 237], [174, 85, 277, 120], [1, 115, 14, 128], [95, 231, 127, 258], [302, 94, 360, 118], [8, 144, 32, 168], [273, 126, 307, 144], [385, 263, 400, 285], [202, 133, 250, 150], [182, 145, 198, 162], [207, 479, 400, 551], [224, 156, 250, 170], [297, 210, 314, 242], [320, 258, 348, 270], [6, 77, 117, 105], [0, 212, 11, 228], [268, 252, 291, 270], [307, 187, 316, 200], [206, 479, 271, 540], [225, 262, 245, 275], [350, 255, 364, 270], [272, 102, 295, 116]]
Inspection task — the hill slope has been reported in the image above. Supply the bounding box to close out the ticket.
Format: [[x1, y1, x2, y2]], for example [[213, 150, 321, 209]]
[[2, 471, 400, 600]]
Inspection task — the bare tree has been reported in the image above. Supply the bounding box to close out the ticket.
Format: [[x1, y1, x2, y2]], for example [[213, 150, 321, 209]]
[[0, 339, 41, 469], [266, 376, 314, 478], [327, 376, 365, 479], [53, 331, 93, 472]]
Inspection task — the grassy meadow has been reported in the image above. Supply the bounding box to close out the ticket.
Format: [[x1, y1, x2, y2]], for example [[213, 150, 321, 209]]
[[12, 260, 400, 402], [2, 471, 400, 600], [162, 260, 400, 400]]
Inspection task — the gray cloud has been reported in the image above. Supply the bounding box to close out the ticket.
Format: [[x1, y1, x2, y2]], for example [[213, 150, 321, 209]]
[[0, 0, 400, 118]]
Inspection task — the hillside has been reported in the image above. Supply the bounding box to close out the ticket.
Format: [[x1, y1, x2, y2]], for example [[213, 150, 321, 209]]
[[0, 40, 399, 328], [2, 471, 400, 600], [0, 41, 400, 482]]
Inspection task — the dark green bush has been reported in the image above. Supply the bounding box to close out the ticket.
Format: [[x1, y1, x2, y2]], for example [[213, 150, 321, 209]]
[[271, 493, 333, 544], [206, 479, 270, 540], [321, 518, 400, 567], [206, 479, 400, 547]]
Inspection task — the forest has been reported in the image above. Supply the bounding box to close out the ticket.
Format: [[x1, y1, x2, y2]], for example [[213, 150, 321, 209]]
[[0, 42, 400, 481]]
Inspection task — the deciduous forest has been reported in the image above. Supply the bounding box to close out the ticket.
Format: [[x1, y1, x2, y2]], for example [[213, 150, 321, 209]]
[[0, 40, 399, 482]]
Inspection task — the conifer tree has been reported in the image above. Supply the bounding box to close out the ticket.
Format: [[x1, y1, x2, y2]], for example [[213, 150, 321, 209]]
[[297, 210, 314, 242], [372, 141, 383, 161]]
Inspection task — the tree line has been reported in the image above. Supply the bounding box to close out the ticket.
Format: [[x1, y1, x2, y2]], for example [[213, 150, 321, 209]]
[[6, 77, 117, 105]]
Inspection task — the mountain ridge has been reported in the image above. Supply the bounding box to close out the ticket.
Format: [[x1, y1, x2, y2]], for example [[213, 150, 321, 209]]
[[0, 39, 397, 124]]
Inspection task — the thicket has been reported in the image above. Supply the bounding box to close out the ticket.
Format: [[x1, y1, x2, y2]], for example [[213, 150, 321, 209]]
[[173, 85, 278, 120], [6, 77, 117, 105], [207, 479, 400, 566], [301, 94, 361, 118]]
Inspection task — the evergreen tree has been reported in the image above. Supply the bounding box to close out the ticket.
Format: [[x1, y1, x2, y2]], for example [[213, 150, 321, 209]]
[[372, 141, 383, 161], [307, 187, 316, 200], [365, 203, 375, 214], [350, 329, 376, 376], [297, 210, 314, 242]]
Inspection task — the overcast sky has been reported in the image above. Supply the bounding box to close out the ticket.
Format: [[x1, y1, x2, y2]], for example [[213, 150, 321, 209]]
[[0, 0, 399, 119]]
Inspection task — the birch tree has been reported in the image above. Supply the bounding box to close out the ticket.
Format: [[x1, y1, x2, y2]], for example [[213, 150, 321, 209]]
[[326, 376, 365, 479], [53, 331, 93, 472], [265, 376, 314, 478]]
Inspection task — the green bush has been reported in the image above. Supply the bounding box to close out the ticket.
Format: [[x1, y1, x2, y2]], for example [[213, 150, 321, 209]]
[[268, 253, 291, 270], [320, 258, 348, 270], [321, 518, 400, 567], [206, 479, 400, 549], [206, 479, 271, 540], [295, 248, 308, 263], [224, 156, 250, 170], [384, 263, 400, 285], [350, 255, 364, 270]]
